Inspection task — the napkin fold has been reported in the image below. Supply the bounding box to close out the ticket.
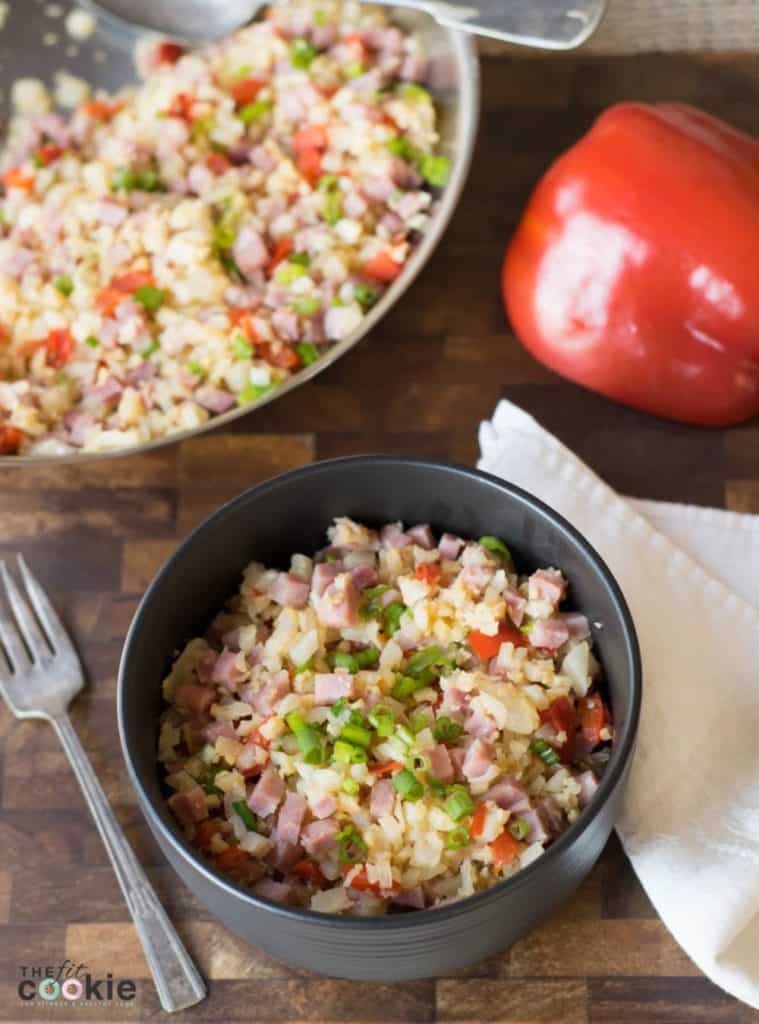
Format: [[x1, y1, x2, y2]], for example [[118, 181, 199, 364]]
[[478, 400, 759, 1010]]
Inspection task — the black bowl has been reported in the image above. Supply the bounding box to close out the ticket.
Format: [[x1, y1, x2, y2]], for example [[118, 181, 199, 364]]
[[118, 456, 641, 980]]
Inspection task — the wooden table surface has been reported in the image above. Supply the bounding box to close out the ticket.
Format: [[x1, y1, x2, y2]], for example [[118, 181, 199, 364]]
[[2, 47, 759, 1024]]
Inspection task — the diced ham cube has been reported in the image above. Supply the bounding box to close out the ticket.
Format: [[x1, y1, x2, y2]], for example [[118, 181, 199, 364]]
[[350, 563, 378, 590], [528, 568, 567, 605], [312, 796, 337, 819], [577, 769, 599, 809], [558, 612, 591, 640], [254, 879, 293, 904], [316, 573, 360, 628], [314, 672, 354, 704], [252, 669, 291, 715], [380, 522, 411, 549], [530, 618, 570, 650], [465, 708, 498, 741], [462, 738, 493, 781], [311, 562, 341, 597], [407, 523, 435, 549], [520, 807, 550, 844], [370, 779, 395, 818], [301, 818, 338, 857], [271, 837, 301, 873], [428, 743, 454, 783], [247, 767, 285, 817], [503, 586, 527, 627], [537, 796, 564, 836], [269, 572, 310, 609], [449, 746, 467, 781], [168, 785, 208, 828], [484, 776, 531, 813], [196, 386, 236, 414], [233, 225, 269, 280], [173, 683, 214, 715], [276, 791, 307, 845], [212, 648, 247, 689], [438, 533, 464, 560], [392, 886, 425, 909], [203, 720, 236, 742]]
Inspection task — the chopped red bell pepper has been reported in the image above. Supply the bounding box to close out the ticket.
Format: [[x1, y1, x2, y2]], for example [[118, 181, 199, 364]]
[[503, 102, 759, 426], [206, 152, 231, 175], [415, 563, 442, 584], [577, 693, 608, 747], [468, 622, 528, 661], [292, 125, 329, 187], [363, 251, 403, 283], [2, 167, 34, 191], [470, 802, 487, 839], [231, 77, 266, 109], [540, 695, 576, 762], [44, 328, 75, 369], [0, 425, 23, 454], [490, 829, 521, 870], [292, 859, 325, 885], [267, 235, 293, 275], [34, 145, 64, 166], [257, 342, 300, 370], [155, 41, 186, 65]]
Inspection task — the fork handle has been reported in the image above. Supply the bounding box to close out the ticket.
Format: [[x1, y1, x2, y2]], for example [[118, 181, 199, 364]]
[[52, 713, 206, 1013]]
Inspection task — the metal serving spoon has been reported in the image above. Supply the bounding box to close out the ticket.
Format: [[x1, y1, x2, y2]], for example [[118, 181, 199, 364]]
[[80, 0, 607, 50]]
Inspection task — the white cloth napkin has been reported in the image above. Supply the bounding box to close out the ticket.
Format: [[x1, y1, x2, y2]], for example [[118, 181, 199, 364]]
[[478, 400, 759, 1010]]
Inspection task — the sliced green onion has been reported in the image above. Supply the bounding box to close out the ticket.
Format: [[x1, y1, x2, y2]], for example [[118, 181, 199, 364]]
[[406, 752, 431, 773], [295, 725, 326, 765], [194, 768, 222, 796], [355, 646, 380, 669], [391, 675, 424, 701], [54, 274, 73, 297], [190, 116, 214, 141], [232, 799, 258, 831], [239, 98, 273, 125], [275, 262, 307, 286], [361, 584, 391, 619], [446, 825, 470, 850], [142, 340, 160, 358], [531, 738, 560, 767], [341, 777, 360, 796], [336, 825, 367, 864], [294, 656, 314, 675], [354, 283, 379, 312], [382, 602, 406, 635], [291, 295, 321, 317], [84, 335, 99, 349], [296, 341, 320, 366], [237, 382, 273, 405], [392, 768, 424, 801], [340, 722, 372, 749], [290, 38, 317, 69], [285, 710, 307, 733], [331, 697, 347, 717], [138, 167, 166, 192], [519, 621, 534, 635], [133, 285, 165, 313], [213, 219, 238, 252], [410, 712, 430, 734], [433, 716, 462, 743], [232, 63, 253, 80], [187, 360, 205, 377], [387, 135, 419, 164], [420, 153, 450, 188], [509, 818, 530, 841], [333, 739, 367, 765], [368, 704, 395, 738], [232, 334, 253, 359], [330, 651, 359, 673], [111, 166, 137, 191], [405, 645, 443, 677], [289, 251, 310, 267], [400, 82, 432, 102], [428, 776, 447, 797], [445, 788, 475, 822], [478, 536, 512, 562], [395, 723, 415, 747], [314, 9, 328, 25]]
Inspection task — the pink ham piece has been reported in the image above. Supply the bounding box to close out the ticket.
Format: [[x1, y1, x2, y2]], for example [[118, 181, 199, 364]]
[[380, 522, 411, 549], [439, 685, 468, 716], [459, 562, 494, 594], [312, 795, 337, 820], [233, 225, 269, 280], [253, 879, 292, 904], [211, 648, 247, 689], [276, 791, 307, 845], [271, 838, 302, 872], [370, 778, 395, 818], [485, 776, 531, 813], [314, 672, 354, 704], [503, 587, 527, 627], [462, 738, 493, 781], [520, 808, 550, 844], [301, 818, 338, 857], [195, 386, 236, 414], [428, 743, 454, 783], [449, 746, 467, 781], [173, 683, 214, 715], [350, 563, 378, 590], [316, 573, 360, 628], [168, 785, 208, 828], [438, 533, 464, 560], [247, 767, 285, 817], [392, 886, 425, 909], [252, 669, 291, 715], [537, 796, 564, 836], [577, 769, 599, 809], [196, 649, 219, 684], [528, 568, 567, 605], [311, 562, 341, 597], [269, 571, 310, 609], [465, 708, 498, 741], [529, 618, 570, 650], [203, 720, 237, 742], [407, 524, 434, 550], [558, 612, 591, 641]]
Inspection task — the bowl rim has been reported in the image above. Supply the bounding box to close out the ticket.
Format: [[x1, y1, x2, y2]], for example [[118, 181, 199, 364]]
[[1, 22, 480, 467], [118, 454, 642, 928]]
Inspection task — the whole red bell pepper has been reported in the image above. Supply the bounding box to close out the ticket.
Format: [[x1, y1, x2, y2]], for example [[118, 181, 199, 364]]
[[503, 102, 759, 426]]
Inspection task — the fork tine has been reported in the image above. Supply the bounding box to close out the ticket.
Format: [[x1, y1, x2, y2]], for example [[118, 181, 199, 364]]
[[0, 560, 52, 662], [0, 563, 32, 673], [17, 555, 75, 659]]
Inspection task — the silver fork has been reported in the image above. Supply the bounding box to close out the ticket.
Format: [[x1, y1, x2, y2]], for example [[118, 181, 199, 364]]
[[0, 556, 206, 1014]]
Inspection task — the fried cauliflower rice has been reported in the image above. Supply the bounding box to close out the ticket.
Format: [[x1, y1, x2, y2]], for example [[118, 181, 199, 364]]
[[0, 2, 450, 456], [159, 518, 613, 915]]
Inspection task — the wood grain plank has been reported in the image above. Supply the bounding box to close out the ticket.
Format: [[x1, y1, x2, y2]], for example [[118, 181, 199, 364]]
[[437, 979, 588, 1023], [588, 977, 747, 1023]]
